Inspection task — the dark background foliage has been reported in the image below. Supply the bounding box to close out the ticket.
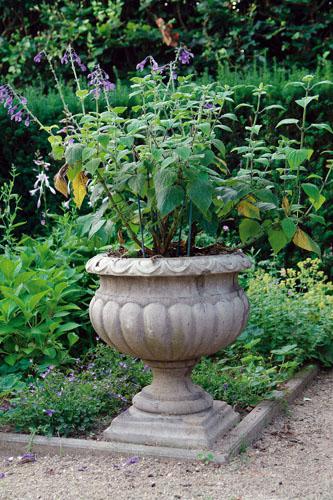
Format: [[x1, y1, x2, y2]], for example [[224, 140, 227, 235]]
[[0, 0, 332, 84]]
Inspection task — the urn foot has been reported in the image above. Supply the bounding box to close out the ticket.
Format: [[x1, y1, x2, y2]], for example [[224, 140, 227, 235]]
[[103, 400, 239, 449]]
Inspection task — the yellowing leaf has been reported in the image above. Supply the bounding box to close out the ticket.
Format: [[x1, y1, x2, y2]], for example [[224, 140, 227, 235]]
[[237, 197, 260, 220], [54, 167, 69, 198], [292, 228, 321, 256], [282, 196, 290, 215], [72, 172, 88, 209]]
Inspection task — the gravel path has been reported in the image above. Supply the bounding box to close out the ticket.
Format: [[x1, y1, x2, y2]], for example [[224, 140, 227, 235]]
[[0, 369, 332, 500]]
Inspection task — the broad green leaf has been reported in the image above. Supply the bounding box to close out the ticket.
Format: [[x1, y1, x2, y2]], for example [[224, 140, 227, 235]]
[[156, 185, 183, 216], [56, 322, 80, 333], [89, 219, 106, 238], [188, 179, 213, 216], [276, 118, 299, 128], [239, 219, 261, 243], [264, 105, 286, 111], [293, 228, 321, 256], [43, 347, 57, 359], [309, 214, 325, 225], [176, 146, 191, 161], [302, 183, 325, 210], [84, 158, 101, 175], [4, 354, 18, 366], [28, 291, 49, 310], [97, 134, 110, 148], [65, 143, 84, 166], [161, 156, 176, 168], [286, 148, 313, 170], [221, 113, 238, 121], [82, 147, 97, 162], [308, 123, 333, 134], [212, 139, 226, 157], [268, 229, 288, 253], [295, 95, 319, 108], [68, 332, 79, 347], [281, 218, 297, 240]]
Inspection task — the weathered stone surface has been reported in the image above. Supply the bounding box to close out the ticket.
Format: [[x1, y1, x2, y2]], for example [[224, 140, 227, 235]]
[[103, 401, 240, 449], [86, 252, 251, 447]]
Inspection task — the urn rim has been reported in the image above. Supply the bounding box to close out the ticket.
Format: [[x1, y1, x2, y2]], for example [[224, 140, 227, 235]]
[[86, 251, 252, 277]]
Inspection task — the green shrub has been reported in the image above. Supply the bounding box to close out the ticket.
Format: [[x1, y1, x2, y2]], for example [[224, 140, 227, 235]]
[[243, 258, 333, 367], [0, 237, 88, 375]]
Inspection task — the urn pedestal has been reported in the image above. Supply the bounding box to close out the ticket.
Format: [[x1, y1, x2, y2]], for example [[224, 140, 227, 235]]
[[86, 252, 251, 449]]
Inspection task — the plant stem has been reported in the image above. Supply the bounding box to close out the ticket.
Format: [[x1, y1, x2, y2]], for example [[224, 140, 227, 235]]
[[187, 200, 193, 257], [96, 171, 143, 249], [137, 195, 146, 257]]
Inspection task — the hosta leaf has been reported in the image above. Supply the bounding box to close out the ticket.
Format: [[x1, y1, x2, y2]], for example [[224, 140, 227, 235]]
[[293, 228, 321, 256]]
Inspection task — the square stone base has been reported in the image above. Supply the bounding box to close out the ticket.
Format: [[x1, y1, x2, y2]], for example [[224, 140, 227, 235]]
[[103, 401, 240, 449]]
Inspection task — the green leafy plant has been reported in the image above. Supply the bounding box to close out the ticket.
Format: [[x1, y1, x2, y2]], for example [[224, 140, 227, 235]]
[[2, 48, 331, 257]]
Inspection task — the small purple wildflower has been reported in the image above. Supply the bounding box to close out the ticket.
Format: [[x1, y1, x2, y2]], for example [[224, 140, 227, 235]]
[[223, 383, 229, 390], [40, 365, 54, 379], [178, 47, 194, 65], [61, 47, 86, 72], [0, 85, 30, 127], [87, 65, 115, 98], [44, 409, 56, 417], [34, 51, 44, 64], [136, 56, 163, 73], [119, 361, 128, 369], [125, 456, 140, 465], [0, 472, 5, 479], [222, 225, 229, 232], [204, 103, 214, 110], [18, 453, 36, 464], [67, 373, 75, 382]]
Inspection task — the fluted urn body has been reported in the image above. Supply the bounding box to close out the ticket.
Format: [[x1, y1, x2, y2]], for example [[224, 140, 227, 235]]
[[86, 252, 251, 449]]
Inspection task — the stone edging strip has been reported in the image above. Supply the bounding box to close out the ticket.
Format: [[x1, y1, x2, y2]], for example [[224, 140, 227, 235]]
[[0, 365, 318, 464]]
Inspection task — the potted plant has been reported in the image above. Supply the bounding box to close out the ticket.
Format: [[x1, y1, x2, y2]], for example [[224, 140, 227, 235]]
[[1, 47, 330, 448]]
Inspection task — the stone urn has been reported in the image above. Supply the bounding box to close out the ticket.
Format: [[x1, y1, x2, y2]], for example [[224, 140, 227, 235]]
[[86, 252, 251, 449]]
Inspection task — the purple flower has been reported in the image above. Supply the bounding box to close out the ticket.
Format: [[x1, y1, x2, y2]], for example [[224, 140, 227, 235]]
[[67, 373, 75, 382], [136, 57, 149, 71], [178, 47, 194, 65], [125, 456, 140, 465], [204, 103, 214, 110], [222, 225, 229, 232], [119, 361, 128, 369], [18, 453, 36, 464], [0, 85, 30, 126], [136, 56, 162, 73], [223, 383, 229, 390], [87, 65, 115, 98], [43, 409, 56, 417], [61, 47, 86, 72], [24, 116, 30, 127], [34, 51, 44, 64]]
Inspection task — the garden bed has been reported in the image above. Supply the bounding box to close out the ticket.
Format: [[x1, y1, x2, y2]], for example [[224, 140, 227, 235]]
[[0, 365, 318, 463]]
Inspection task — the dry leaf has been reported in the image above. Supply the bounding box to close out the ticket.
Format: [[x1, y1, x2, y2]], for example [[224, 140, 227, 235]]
[[156, 18, 179, 47], [54, 165, 69, 198], [282, 196, 290, 215], [72, 171, 88, 209]]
